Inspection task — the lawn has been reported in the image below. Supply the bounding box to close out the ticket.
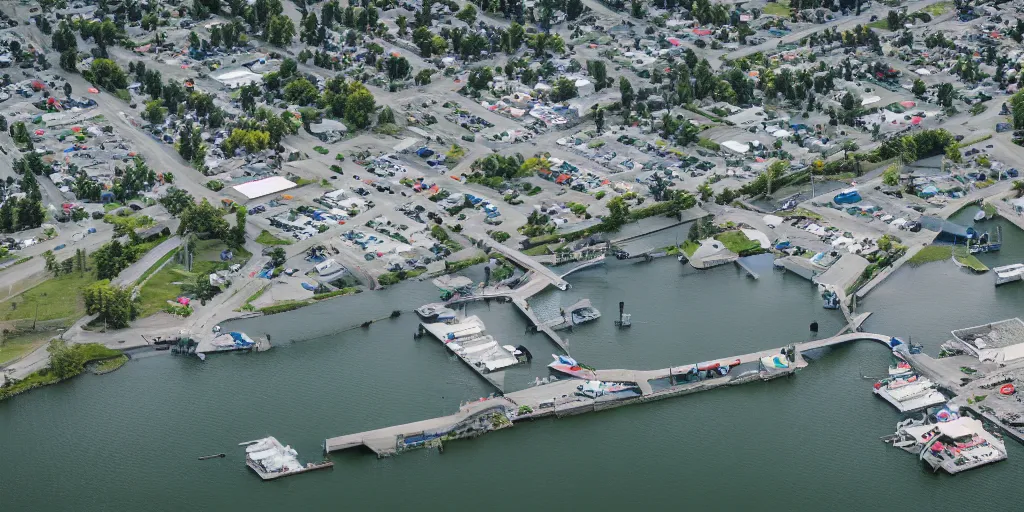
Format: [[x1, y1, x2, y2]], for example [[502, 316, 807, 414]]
[[714, 230, 761, 254], [953, 246, 988, 272], [762, 1, 790, 17], [920, 1, 952, 16], [682, 240, 700, 257], [136, 248, 179, 285], [908, 245, 952, 266], [0, 271, 95, 324], [867, 20, 889, 30], [256, 229, 292, 246], [778, 208, 822, 220], [0, 331, 53, 365], [136, 241, 251, 317]]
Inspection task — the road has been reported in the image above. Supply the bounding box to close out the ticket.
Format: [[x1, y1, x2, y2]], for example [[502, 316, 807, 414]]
[[725, 0, 951, 62], [112, 235, 181, 287]]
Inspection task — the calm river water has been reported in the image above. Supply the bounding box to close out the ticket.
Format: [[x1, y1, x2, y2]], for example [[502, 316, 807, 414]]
[[4, 210, 1024, 510]]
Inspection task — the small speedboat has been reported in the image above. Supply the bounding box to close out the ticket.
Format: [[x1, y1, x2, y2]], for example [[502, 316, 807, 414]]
[[889, 361, 913, 376], [974, 210, 987, 222]]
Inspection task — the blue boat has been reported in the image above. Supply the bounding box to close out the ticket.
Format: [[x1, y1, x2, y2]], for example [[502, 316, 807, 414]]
[[833, 188, 862, 205]]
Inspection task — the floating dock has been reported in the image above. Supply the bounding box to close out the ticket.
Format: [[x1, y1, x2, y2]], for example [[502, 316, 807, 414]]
[[193, 331, 269, 359], [420, 316, 519, 391], [873, 378, 947, 413]]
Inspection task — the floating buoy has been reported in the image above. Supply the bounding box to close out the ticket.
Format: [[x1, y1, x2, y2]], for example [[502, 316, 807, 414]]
[[1000, 383, 1015, 395]]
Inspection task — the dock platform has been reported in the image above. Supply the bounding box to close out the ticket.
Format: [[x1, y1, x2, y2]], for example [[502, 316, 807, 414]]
[[246, 458, 334, 480], [420, 316, 513, 391]]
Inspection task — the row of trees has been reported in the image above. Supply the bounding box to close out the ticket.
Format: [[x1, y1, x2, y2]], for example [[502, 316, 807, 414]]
[[0, 155, 46, 233]]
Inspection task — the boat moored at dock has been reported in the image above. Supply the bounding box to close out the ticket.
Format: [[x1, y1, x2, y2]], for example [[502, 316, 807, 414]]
[[873, 375, 947, 413], [885, 413, 1006, 474], [243, 436, 333, 480]]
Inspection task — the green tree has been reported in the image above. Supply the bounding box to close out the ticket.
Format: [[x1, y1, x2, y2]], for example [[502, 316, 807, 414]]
[[605, 196, 629, 228], [882, 163, 900, 186], [47, 339, 86, 379], [143, 100, 166, 125], [595, 108, 605, 133], [160, 187, 195, 216], [89, 58, 128, 91], [456, 4, 477, 24], [1010, 90, 1024, 130], [284, 77, 319, 105], [378, 105, 395, 125], [587, 60, 607, 91], [178, 199, 230, 239], [911, 79, 926, 97], [43, 249, 57, 274], [344, 82, 376, 130], [619, 77, 634, 113], [231, 207, 247, 248], [566, 0, 585, 21], [508, 22, 525, 51], [886, 10, 901, 30], [52, 21, 77, 52], [550, 76, 578, 102], [386, 56, 411, 81], [270, 247, 287, 266], [267, 15, 296, 46], [83, 280, 138, 329]]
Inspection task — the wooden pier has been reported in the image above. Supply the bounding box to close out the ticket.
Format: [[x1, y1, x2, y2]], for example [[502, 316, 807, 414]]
[[511, 297, 568, 351]]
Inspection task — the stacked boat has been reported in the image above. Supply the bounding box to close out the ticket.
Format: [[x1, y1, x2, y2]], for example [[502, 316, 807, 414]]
[[873, 374, 946, 413], [242, 436, 333, 480], [885, 410, 1006, 474], [244, 437, 302, 478]]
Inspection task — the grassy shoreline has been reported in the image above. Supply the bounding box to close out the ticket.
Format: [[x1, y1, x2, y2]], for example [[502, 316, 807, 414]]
[[0, 343, 125, 401]]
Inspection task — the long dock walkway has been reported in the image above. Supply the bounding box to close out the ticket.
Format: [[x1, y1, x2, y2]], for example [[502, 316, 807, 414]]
[[473, 234, 570, 290], [324, 330, 897, 457]]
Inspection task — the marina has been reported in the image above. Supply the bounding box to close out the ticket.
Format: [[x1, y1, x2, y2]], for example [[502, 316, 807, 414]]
[[325, 327, 899, 457]]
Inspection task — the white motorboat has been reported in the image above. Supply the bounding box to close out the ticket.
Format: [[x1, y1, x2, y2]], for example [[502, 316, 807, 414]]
[[994, 264, 1024, 286]]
